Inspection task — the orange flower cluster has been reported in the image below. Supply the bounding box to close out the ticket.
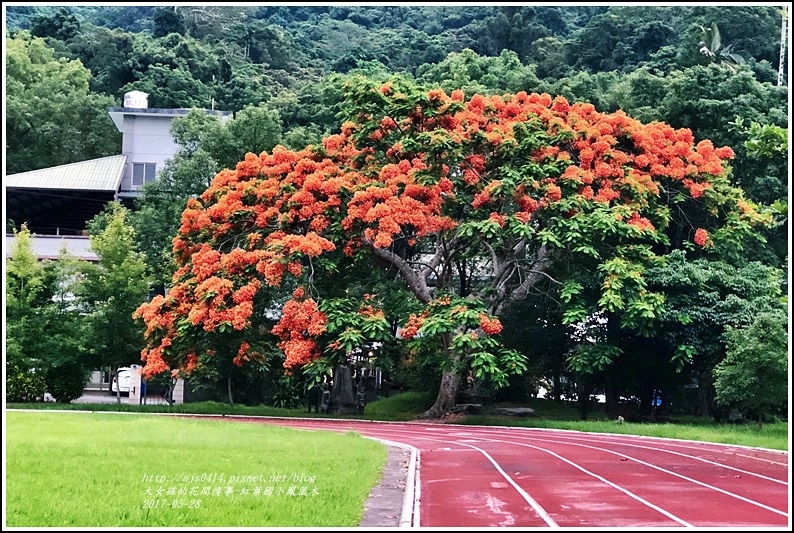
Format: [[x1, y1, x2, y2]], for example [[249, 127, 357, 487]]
[[233, 341, 263, 367], [478, 313, 503, 335], [626, 213, 655, 232], [694, 228, 711, 247], [271, 295, 328, 369], [399, 311, 429, 340]]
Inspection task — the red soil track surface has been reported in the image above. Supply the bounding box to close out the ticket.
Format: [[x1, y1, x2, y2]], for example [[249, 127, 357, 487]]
[[186, 416, 791, 528]]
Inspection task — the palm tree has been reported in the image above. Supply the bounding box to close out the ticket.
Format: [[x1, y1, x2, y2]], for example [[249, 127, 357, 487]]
[[697, 22, 746, 70]]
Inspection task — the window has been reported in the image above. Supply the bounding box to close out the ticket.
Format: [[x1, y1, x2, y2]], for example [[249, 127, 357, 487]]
[[132, 163, 157, 186]]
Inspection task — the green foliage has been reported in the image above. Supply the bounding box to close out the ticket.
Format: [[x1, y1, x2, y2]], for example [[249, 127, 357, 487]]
[[363, 391, 435, 420], [265, 373, 304, 409], [79, 204, 151, 371], [713, 311, 788, 424], [44, 365, 91, 403], [30, 7, 81, 41], [5, 31, 120, 173], [6, 367, 47, 403], [681, 5, 782, 67], [6, 226, 92, 403], [694, 22, 747, 70], [568, 342, 623, 374], [153, 6, 186, 38], [416, 48, 543, 96], [563, 7, 686, 74]]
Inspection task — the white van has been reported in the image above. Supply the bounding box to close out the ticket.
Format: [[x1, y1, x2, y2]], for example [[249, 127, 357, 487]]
[[111, 367, 131, 394]]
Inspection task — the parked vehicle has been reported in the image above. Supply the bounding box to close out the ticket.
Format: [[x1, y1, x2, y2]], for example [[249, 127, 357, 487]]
[[111, 368, 131, 395]]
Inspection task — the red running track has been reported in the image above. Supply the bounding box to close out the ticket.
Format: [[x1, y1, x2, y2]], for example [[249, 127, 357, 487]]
[[184, 416, 790, 528]]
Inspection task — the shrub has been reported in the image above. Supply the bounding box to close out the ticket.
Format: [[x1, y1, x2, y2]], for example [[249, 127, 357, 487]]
[[44, 365, 91, 403], [6, 365, 47, 403]]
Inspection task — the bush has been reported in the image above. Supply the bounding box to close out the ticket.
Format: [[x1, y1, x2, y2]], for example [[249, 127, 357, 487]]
[[6, 365, 47, 403], [44, 365, 90, 403], [389, 360, 442, 394], [364, 391, 434, 419]]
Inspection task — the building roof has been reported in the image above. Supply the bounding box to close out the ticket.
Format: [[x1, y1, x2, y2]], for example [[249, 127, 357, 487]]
[[5, 155, 127, 192], [5, 234, 98, 261], [107, 106, 233, 132]]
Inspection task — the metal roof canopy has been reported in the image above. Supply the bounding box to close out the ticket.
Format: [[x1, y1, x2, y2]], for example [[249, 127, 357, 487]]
[[5, 155, 127, 236], [5, 154, 127, 191]]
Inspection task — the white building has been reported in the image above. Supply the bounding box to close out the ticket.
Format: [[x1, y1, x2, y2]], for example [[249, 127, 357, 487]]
[[5, 91, 232, 258]]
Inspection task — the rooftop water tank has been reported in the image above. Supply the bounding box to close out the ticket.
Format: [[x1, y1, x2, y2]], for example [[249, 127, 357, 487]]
[[123, 91, 148, 108]]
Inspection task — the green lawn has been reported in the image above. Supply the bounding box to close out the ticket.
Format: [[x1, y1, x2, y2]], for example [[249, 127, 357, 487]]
[[5, 411, 387, 527], [460, 416, 789, 451]]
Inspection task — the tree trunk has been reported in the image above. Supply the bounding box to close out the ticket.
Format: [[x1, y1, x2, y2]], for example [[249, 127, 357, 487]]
[[695, 369, 715, 419], [115, 367, 121, 404], [227, 376, 234, 406], [421, 371, 460, 419], [577, 377, 591, 420], [604, 369, 619, 418]]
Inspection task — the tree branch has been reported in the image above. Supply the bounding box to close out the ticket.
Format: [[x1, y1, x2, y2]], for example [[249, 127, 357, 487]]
[[363, 238, 433, 303], [494, 245, 557, 316]]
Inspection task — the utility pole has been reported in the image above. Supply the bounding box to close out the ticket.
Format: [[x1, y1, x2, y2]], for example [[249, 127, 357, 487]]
[[779, 5, 788, 87]]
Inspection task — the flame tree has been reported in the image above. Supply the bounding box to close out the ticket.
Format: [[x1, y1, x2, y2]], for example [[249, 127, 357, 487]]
[[134, 76, 768, 418]]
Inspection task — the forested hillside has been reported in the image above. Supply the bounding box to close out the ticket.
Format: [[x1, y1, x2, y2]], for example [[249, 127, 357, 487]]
[[6, 5, 787, 163], [5, 5, 789, 421]]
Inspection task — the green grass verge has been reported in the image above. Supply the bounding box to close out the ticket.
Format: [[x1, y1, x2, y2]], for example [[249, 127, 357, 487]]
[[8, 392, 789, 451], [6, 400, 307, 417], [460, 416, 789, 451], [5, 411, 387, 527]]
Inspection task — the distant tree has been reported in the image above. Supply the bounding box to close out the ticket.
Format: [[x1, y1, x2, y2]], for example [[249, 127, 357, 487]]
[[5, 31, 120, 173], [79, 204, 151, 402], [30, 7, 80, 41], [684, 5, 781, 66], [65, 23, 136, 95], [6, 226, 91, 403], [696, 22, 746, 70], [416, 48, 543, 96], [526, 37, 570, 81], [6, 226, 50, 402], [713, 311, 788, 427], [153, 6, 186, 38]]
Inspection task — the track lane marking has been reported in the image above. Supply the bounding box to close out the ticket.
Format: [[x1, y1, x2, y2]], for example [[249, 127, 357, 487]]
[[173, 416, 788, 526], [465, 434, 789, 519], [466, 428, 789, 485], [348, 426, 687, 527]]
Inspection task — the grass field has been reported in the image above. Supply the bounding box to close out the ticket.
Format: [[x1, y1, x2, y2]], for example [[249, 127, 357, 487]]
[[5, 411, 387, 527]]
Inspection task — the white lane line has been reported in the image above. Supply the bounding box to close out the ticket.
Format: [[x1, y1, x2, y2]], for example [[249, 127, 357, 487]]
[[477, 435, 788, 519], [466, 436, 693, 526], [370, 427, 686, 527], [728, 452, 788, 466], [463, 422, 789, 462], [451, 440, 559, 528], [343, 429, 556, 527], [521, 434, 788, 485], [493, 429, 790, 469]]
